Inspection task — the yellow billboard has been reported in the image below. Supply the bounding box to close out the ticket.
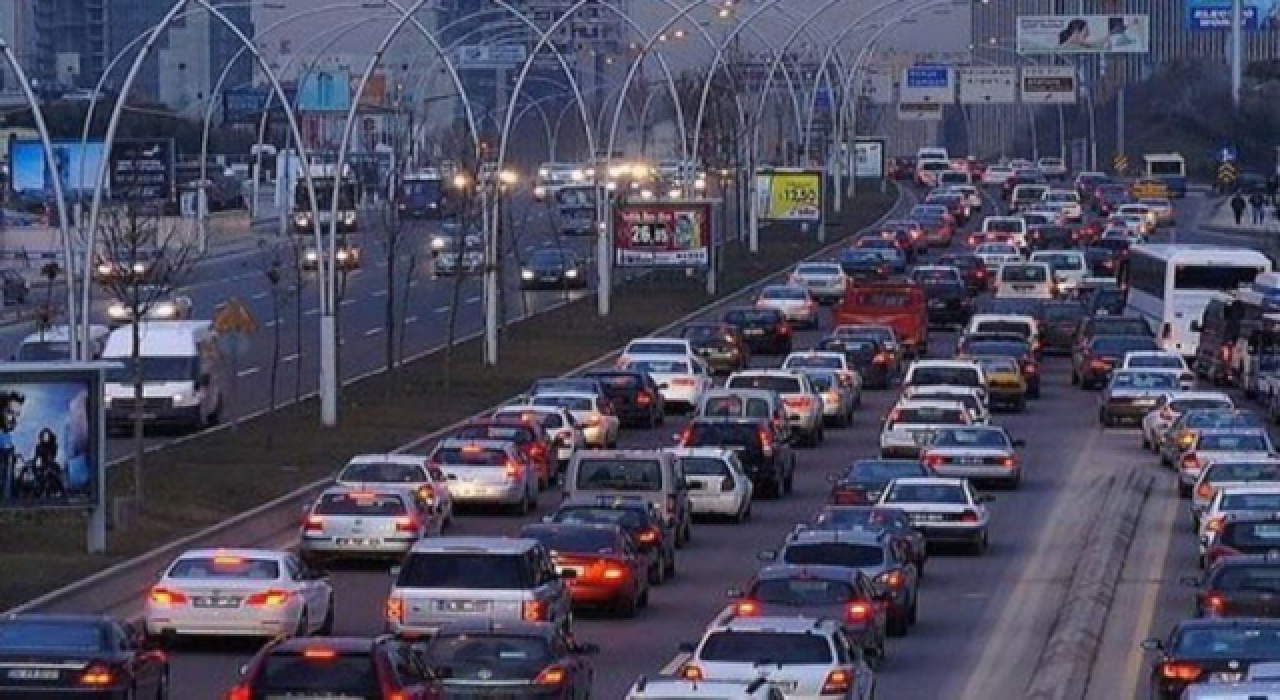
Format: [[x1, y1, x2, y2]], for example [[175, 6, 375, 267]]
[[758, 170, 823, 221]]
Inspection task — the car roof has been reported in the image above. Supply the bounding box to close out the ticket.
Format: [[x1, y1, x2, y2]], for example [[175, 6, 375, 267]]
[[409, 536, 539, 554], [786, 529, 884, 545], [530, 391, 599, 400], [910, 359, 983, 369], [436, 438, 515, 449]]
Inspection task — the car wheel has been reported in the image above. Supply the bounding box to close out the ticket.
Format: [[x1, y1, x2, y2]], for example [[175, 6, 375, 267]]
[[318, 596, 335, 635], [156, 666, 170, 700], [1070, 369, 1080, 386], [735, 501, 750, 523], [615, 592, 638, 619]]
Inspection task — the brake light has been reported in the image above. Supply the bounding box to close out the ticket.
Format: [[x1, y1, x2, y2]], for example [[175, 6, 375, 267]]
[[1181, 454, 1200, 471], [245, 589, 291, 607], [534, 666, 568, 685], [975, 269, 986, 278], [1159, 662, 1201, 681], [846, 601, 873, 622], [960, 510, 981, 523], [784, 396, 814, 410], [637, 391, 653, 406], [968, 235, 978, 246], [1206, 517, 1225, 534], [505, 459, 523, 480], [79, 664, 114, 686], [776, 322, 791, 335], [522, 600, 548, 621], [636, 527, 661, 545], [736, 600, 760, 616], [394, 516, 418, 534], [877, 569, 906, 589], [227, 686, 251, 700], [759, 428, 774, 455], [680, 664, 704, 681], [386, 596, 405, 624], [873, 352, 890, 365], [1024, 363, 1038, 375], [1222, 344, 1233, 362], [677, 425, 694, 446], [1196, 483, 1214, 501], [821, 669, 854, 694], [602, 564, 627, 580], [528, 443, 547, 460], [417, 484, 436, 502], [149, 586, 189, 606], [1205, 592, 1226, 614], [1089, 358, 1110, 370], [303, 515, 324, 533], [922, 453, 944, 468], [303, 648, 337, 660]]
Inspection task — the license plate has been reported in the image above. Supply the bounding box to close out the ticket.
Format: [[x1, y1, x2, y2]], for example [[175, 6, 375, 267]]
[[560, 566, 583, 577], [7, 669, 59, 680], [928, 300, 945, 308], [1211, 672, 1243, 683], [744, 328, 763, 336], [960, 457, 983, 465], [440, 600, 488, 613], [193, 597, 241, 608], [1013, 284, 1033, 291], [912, 513, 944, 523], [541, 276, 558, 282], [336, 538, 379, 546], [769, 681, 798, 692]]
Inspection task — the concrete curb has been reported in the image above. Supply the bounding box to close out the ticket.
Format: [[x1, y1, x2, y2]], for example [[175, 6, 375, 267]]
[[6, 187, 906, 618], [1025, 469, 1154, 700]]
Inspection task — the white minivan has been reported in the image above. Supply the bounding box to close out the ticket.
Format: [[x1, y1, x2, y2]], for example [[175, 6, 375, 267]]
[[102, 321, 226, 433], [995, 262, 1055, 300]]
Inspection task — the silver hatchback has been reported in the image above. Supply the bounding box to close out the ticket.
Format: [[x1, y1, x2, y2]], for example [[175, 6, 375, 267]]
[[299, 486, 441, 566]]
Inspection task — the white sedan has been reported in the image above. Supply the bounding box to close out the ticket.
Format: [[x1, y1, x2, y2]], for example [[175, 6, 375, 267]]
[[491, 405, 587, 465], [621, 354, 714, 410], [1121, 351, 1195, 390], [755, 284, 818, 328], [1140, 391, 1234, 453], [666, 447, 753, 521], [878, 477, 992, 555], [525, 391, 620, 448], [144, 548, 333, 641]]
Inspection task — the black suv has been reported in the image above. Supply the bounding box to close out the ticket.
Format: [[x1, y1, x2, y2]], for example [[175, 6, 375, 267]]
[[582, 369, 665, 428], [722, 307, 792, 355], [677, 417, 796, 498], [228, 636, 444, 698]]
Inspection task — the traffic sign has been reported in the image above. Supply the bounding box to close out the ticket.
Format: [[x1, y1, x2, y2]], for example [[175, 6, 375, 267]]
[[900, 65, 953, 104], [1220, 146, 1238, 163], [1218, 162, 1239, 184], [1114, 154, 1130, 175], [906, 66, 949, 88]]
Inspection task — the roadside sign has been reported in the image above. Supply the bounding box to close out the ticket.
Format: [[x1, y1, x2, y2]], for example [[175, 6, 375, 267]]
[[897, 102, 944, 121], [1020, 66, 1078, 104], [1220, 146, 1238, 162], [1218, 162, 1239, 185], [1114, 154, 1130, 175], [958, 66, 1017, 104], [214, 298, 258, 335], [900, 65, 953, 104]]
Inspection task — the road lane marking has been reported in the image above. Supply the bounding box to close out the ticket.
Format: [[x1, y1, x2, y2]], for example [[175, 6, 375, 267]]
[[237, 367, 261, 378], [434, 306, 450, 313], [304, 308, 320, 316], [465, 296, 481, 304], [364, 328, 382, 337], [372, 289, 388, 297], [340, 298, 357, 307], [264, 320, 278, 328], [405, 315, 419, 324], [282, 353, 300, 363], [252, 292, 268, 301]]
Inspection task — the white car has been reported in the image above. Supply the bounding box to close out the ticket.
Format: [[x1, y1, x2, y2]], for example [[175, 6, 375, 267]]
[[789, 262, 849, 305], [920, 425, 1025, 488], [144, 548, 334, 641], [1029, 250, 1087, 292], [1116, 203, 1158, 230], [335, 454, 454, 525], [427, 439, 539, 512], [980, 216, 1028, 248], [974, 243, 1023, 269], [1121, 351, 1195, 390], [1177, 429, 1276, 498], [782, 351, 853, 377], [880, 399, 972, 458], [901, 385, 990, 425], [1140, 391, 1234, 453], [105, 287, 193, 326], [622, 354, 714, 410], [619, 337, 699, 367], [1190, 458, 1280, 526], [950, 184, 983, 210], [1109, 211, 1151, 237], [755, 284, 819, 328], [982, 165, 1015, 186], [902, 359, 989, 398], [1041, 189, 1083, 222], [877, 476, 992, 555], [491, 405, 587, 465], [525, 391, 620, 448], [666, 447, 754, 521], [1037, 157, 1068, 179], [725, 370, 826, 446], [1198, 482, 1280, 565], [676, 616, 874, 698]]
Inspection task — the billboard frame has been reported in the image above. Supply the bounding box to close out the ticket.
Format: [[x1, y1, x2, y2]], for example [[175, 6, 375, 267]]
[[613, 200, 714, 269], [7, 139, 108, 200], [1016, 14, 1151, 54], [854, 139, 886, 179], [108, 138, 176, 205]]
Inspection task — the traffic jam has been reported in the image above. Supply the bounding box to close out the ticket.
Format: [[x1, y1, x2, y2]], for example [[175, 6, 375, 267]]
[[7, 148, 1280, 699]]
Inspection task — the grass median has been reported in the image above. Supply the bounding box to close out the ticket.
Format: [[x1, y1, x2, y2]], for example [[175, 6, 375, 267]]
[[0, 188, 897, 609]]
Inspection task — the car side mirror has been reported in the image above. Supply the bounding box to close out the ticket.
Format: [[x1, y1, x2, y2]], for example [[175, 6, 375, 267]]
[[757, 549, 777, 562], [1140, 638, 1164, 652], [726, 586, 744, 599], [1012, 439, 1026, 448], [678, 642, 697, 654], [1180, 575, 1201, 588]]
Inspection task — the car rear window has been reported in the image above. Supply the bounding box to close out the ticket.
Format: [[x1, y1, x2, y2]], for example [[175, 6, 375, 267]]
[[884, 483, 967, 504], [574, 459, 664, 491], [314, 492, 408, 517], [931, 428, 1010, 449], [783, 543, 884, 568], [587, 373, 642, 391], [1197, 434, 1269, 452], [1043, 303, 1085, 322], [908, 367, 981, 386], [682, 325, 729, 342], [1213, 566, 1280, 593], [1092, 337, 1160, 355], [338, 461, 425, 484], [397, 552, 529, 588], [849, 292, 913, 308], [912, 268, 961, 283], [1208, 462, 1280, 483], [532, 395, 594, 412], [975, 321, 1031, 337], [1221, 492, 1280, 510], [727, 375, 801, 393], [752, 578, 855, 605], [433, 446, 510, 467], [627, 359, 692, 374], [892, 407, 968, 425], [761, 286, 807, 300], [786, 355, 842, 370], [522, 527, 620, 554], [966, 342, 1028, 358], [846, 461, 928, 481], [552, 506, 647, 529], [168, 556, 281, 580], [454, 425, 533, 443], [1002, 265, 1049, 282], [1110, 372, 1178, 390], [421, 634, 552, 681], [677, 457, 731, 476], [700, 631, 833, 664], [1170, 626, 1280, 658], [686, 422, 761, 447], [1127, 356, 1183, 369], [494, 410, 564, 429], [724, 309, 780, 324], [0, 621, 105, 652], [257, 653, 376, 696], [1090, 319, 1152, 336], [986, 220, 1023, 233]]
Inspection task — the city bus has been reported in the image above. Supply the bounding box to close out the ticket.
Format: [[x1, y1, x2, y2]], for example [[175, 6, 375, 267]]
[[398, 169, 446, 219], [292, 164, 359, 234], [1143, 153, 1187, 198], [1123, 244, 1271, 358]]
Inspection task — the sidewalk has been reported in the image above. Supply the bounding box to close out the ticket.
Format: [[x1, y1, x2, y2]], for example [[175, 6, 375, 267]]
[[1200, 196, 1280, 236]]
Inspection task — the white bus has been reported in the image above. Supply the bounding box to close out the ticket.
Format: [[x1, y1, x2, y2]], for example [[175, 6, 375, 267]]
[[1123, 244, 1272, 358]]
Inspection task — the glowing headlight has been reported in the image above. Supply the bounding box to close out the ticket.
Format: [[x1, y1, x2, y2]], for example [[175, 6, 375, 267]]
[[336, 249, 351, 261], [431, 237, 447, 250], [565, 269, 579, 278], [694, 179, 707, 190], [107, 305, 128, 319], [97, 264, 112, 276], [132, 262, 147, 274], [342, 213, 356, 225], [521, 269, 534, 280], [305, 250, 319, 261], [153, 303, 177, 318], [534, 186, 546, 198], [668, 189, 681, 199]]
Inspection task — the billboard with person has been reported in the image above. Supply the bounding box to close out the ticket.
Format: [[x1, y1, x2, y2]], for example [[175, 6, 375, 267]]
[[1016, 15, 1150, 54], [0, 365, 104, 510], [614, 201, 712, 268], [8, 140, 107, 199]]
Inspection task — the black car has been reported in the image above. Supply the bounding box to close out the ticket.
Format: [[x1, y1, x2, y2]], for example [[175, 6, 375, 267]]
[[937, 253, 990, 295], [1087, 286, 1128, 316], [809, 505, 928, 575], [1, 269, 29, 306], [722, 307, 792, 355], [230, 635, 442, 699], [1072, 334, 1162, 389], [547, 497, 676, 582], [1027, 225, 1076, 251], [1093, 184, 1132, 215], [520, 247, 588, 290], [828, 458, 933, 505], [1040, 300, 1088, 355], [678, 417, 795, 498], [415, 620, 598, 695], [816, 335, 894, 389], [912, 275, 972, 327], [1186, 553, 1280, 618], [839, 249, 892, 282], [581, 369, 664, 429], [680, 321, 750, 374], [0, 614, 168, 698], [1143, 618, 1280, 699], [1075, 173, 1113, 201], [1085, 239, 1130, 277]]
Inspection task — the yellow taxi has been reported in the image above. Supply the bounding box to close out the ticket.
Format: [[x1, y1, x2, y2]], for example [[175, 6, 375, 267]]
[[1130, 178, 1170, 200], [964, 355, 1028, 413]]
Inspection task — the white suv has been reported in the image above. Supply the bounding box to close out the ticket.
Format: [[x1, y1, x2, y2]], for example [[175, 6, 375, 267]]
[[676, 616, 875, 698]]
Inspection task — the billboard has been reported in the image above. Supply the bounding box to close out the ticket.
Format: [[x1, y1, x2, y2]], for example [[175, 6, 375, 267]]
[[109, 139, 175, 202], [959, 66, 1018, 104], [297, 68, 352, 112], [614, 201, 712, 268], [1016, 15, 1151, 54], [897, 102, 943, 121], [0, 365, 104, 510], [755, 170, 823, 222], [1020, 66, 1078, 104], [1187, 1, 1280, 29], [899, 64, 954, 104], [222, 86, 270, 123], [455, 44, 528, 68], [860, 68, 895, 105], [854, 139, 885, 179], [8, 140, 107, 199]]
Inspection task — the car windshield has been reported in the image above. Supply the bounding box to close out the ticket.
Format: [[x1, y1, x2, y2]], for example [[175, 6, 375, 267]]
[[727, 375, 801, 393], [628, 341, 687, 355], [574, 459, 663, 491], [1002, 266, 1049, 282], [1172, 626, 1280, 658], [433, 446, 510, 467], [628, 359, 693, 374], [337, 461, 425, 484], [1128, 355, 1184, 369], [752, 578, 856, 605], [522, 526, 620, 555], [783, 542, 884, 568], [884, 483, 968, 504], [931, 428, 1010, 449], [532, 395, 594, 412], [313, 492, 407, 517], [1110, 372, 1179, 390], [397, 552, 529, 588], [845, 460, 928, 481], [677, 457, 730, 476], [909, 367, 981, 386], [699, 631, 833, 664], [168, 556, 280, 580], [421, 634, 552, 682], [1221, 492, 1280, 510], [761, 286, 807, 300], [530, 250, 573, 266], [891, 407, 967, 425], [104, 356, 200, 383], [1198, 434, 1269, 452], [1209, 461, 1280, 482], [0, 621, 105, 652], [786, 355, 842, 370]]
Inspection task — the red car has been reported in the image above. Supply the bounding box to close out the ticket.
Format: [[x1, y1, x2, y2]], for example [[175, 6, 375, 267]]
[[520, 523, 651, 616], [227, 636, 444, 699]]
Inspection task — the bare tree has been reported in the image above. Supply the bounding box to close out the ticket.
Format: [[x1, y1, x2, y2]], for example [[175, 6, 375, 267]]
[[440, 168, 478, 389], [257, 241, 294, 449], [36, 262, 61, 339], [96, 201, 200, 504]]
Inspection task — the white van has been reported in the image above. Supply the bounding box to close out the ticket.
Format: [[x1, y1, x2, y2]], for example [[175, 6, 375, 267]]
[[12, 324, 110, 361], [1030, 250, 1088, 291], [995, 262, 1055, 300], [102, 321, 226, 433]]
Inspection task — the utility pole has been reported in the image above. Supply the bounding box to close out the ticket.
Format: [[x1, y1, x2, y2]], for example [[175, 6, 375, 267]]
[[1231, 0, 1244, 110]]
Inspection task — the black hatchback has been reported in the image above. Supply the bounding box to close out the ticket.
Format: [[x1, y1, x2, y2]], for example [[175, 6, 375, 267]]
[[1040, 300, 1087, 355], [677, 417, 796, 498], [582, 369, 665, 429], [722, 307, 792, 355], [816, 336, 893, 389], [521, 247, 588, 290]]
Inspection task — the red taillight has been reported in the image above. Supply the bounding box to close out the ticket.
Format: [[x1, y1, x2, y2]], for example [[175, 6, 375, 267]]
[[960, 510, 981, 523], [303, 515, 324, 533], [1181, 454, 1200, 471], [302, 648, 337, 660], [759, 428, 774, 455], [968, 235, 978, 246], [821, 669, 854, 694], [505, 459, 523, 480], [846, 600, 873, 622], [1196, 483, 1213, 501], [1001, 457, 1017, 469], [922, 453, 944, 468], [636, 527, 661, 545], [873, 352, 890, 365], [637, 391, 653, 405], [1159, 661, 1201, 681], [1206, 517, 1226, 534], [79, 664, 114, 686], [1024, 362, 1038, 375], [226, 686, 251, 700], [149, 586, 189, 606], [878, 569, 906, 589], [1205, 592, 1226, 613], [736, 600, 761, 616], [534, 666, 568, 685], [784, 396, 812, 411], [601, 564, 628, 580], [1089, 358, 1110, 370], [522, 600, 548, 621], [680, 664, 704, 681], [386, 596, 404, 624], [245, 589, 291, 607], [776, 322, 791, 335], [677, 426, 693, 446], [1222, 344, 1233, 361], [975, 269, 986, 278], [394, 516, 418, 534], [528, 443, 547, 460]]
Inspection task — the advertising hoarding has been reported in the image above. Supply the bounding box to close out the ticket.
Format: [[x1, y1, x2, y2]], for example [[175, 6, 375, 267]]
[[1187, 0, 1280, 29], [8, 140, 107, 199], [1020, 66, 1078, 104], [1016, 15, 1151, 54], [296, 68, 352, 112], [0, 365, 104, 510], [108, 139, 175, 202], [899, 65, 954, 104], [222, 86, 270, 123], [755, 170, 823, 222], [897, 102, 944, 121], [854, 139, 886, 178], [614, 201, 712, 268], [959, 66, 1018, 104], [860, 68, 895, 105]]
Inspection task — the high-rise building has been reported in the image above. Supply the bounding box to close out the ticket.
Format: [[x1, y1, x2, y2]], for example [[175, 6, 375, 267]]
[[30, 0, 107, 91], [0, 1, 36, 104]]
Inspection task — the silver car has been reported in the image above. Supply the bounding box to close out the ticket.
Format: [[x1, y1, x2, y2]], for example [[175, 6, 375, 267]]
[[789, 263, 849, 305], [798, 368, 859, 428], [755, 284, 818, 328], [428, 438, 540, 514], [299, 486, 440, 566], [725, 370, 825, 446]]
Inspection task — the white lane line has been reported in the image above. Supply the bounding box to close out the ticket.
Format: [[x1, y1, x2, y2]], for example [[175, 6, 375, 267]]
[[434, 306, 451, 314], [282, 353, 300, 363], [264, 320, 279, 328], [660, 653, 690, 676], [405, 315, 419, 324], [372, 289, 389, 298], [364, 328, 383, 337], [409, 280, 420, 287], [252, 292, 268, 301], [237, 367, 262, 378], [340, 298, 358, 307], [465, 296, 481, 304]]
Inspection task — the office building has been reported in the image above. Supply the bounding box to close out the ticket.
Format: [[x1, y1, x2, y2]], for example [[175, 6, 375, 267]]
[[0, 1, 35, 105], [29, 0, 107, 91]]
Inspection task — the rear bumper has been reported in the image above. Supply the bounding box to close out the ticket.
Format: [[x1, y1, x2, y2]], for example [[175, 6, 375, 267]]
[[300, 535, 418, 559], [914, 524, 985, 543]]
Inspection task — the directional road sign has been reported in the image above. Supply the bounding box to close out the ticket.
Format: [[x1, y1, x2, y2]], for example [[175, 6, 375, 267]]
[[900, 65, 953, 104], [1220, 146, 1237, 162], [958, 66, 1017, 104]]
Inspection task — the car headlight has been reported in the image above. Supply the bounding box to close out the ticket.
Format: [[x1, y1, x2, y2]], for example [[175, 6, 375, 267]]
[[336, 249, 350, 261], [342, 213, 357, 226], [153, 303, 176, 317], [97, 264, 112, 276], [565, 268, 578, 278], [294, 213, 310, 225], [305, 250, 319, 261], [132, 262, 147, 274], [431, 237, 447, 251], [521, 269, 534, 280], [107, 305, 128, 319], [534, 186, 546, 198]]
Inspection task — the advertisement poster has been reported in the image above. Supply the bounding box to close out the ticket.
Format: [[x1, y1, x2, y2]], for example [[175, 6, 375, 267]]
[[1016, 15, 1151, 54], [297, 68, 352, 112], [614, 202, 711, 268], [109, 139, 175, 203], [8, 140, 107, 199], [757, 171, 823, 222], [1187, 0, 1280, 29], [854, 139, 886, 179], [0, 369, 100, 509]]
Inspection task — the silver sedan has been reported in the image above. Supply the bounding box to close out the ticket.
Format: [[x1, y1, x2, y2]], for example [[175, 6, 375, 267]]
[[755, 284, 819, 328]]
